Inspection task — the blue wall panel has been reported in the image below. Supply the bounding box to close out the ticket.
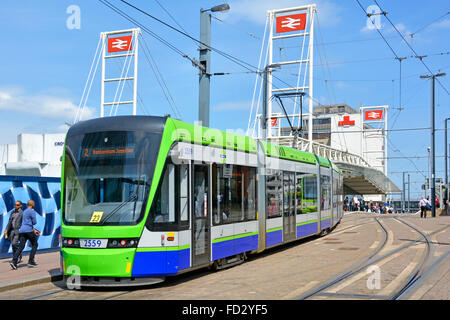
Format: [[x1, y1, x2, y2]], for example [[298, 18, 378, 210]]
[[0, 176, 61, 257]]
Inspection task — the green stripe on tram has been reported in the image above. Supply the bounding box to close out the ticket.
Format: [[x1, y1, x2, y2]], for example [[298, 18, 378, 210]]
[[267, 227, 283, 233], [321, 216, 331, 220], [137, 244, 191, 252], [212, 232, 259, 244], [296, 219, 318, 226]]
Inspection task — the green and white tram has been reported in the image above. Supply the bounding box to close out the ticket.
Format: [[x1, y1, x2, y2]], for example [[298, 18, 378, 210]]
[[61, 116, 343, 287]]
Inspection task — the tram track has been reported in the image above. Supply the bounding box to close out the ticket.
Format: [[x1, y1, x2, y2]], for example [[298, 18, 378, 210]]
[[20, 215, 448, 300], [23, 288, 66, 300], [298, 216, 389, 299], [389, 217, 433, 300], [21, 215, 377, 300], [298, 216, 449, 300]]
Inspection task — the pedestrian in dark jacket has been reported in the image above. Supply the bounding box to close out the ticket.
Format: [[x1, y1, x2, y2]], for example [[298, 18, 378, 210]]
[[10, 200, 40, 269], [4, 201, 24, 263]]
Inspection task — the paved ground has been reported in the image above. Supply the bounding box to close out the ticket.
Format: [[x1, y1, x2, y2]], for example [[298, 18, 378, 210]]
[[0, 212, 448, 300], [0, 250, 61, 292]]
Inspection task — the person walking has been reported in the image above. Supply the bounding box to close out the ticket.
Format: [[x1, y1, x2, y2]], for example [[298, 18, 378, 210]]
[[10, 200, 40, 269], [4, 201, 24, 263], [419, 196, 428, 218]]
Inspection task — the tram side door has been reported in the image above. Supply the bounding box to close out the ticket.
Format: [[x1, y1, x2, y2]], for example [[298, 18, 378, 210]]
[[283, 172, 296, 241], [192, 164, 210, 267]]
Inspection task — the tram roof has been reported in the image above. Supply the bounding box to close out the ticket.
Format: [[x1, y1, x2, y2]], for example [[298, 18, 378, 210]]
[[67, 116, 342, 167], [67, 115, 167, 136], [169, 118, 318, 166]]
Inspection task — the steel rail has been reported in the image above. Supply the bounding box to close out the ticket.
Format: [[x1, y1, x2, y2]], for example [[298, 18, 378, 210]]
[[389, 217, 432, 300], [298, 217, 389, 299], [298, 217, 449, 300]]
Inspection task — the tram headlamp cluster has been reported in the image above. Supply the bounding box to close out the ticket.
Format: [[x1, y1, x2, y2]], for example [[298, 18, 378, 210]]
[[107, 238, 139, 248], [63, 238, 80, 248]]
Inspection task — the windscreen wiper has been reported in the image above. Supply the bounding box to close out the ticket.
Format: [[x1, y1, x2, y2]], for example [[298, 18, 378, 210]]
[[97, 177, 149, 225], [98, 193, 138, 225]]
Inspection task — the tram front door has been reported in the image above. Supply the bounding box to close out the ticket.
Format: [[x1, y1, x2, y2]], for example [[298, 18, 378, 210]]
[[192, 164, 210, 267]]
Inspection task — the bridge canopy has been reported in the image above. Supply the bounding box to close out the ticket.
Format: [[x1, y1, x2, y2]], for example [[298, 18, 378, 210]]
[[335, 162, 400, 195]]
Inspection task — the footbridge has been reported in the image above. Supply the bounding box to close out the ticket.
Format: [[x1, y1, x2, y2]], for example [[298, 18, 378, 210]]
[[266, 136, 400, 195]]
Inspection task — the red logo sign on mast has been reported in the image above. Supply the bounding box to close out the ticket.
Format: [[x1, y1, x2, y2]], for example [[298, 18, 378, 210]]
[[276, 13, 307, 33], [364, 110, 384, 120], [108, 35, 133, 53]]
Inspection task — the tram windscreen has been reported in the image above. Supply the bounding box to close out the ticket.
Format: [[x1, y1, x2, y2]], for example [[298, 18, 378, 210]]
[[63, 130, 160, 226]]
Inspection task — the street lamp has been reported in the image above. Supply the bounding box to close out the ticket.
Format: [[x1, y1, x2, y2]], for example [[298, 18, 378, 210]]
[[201, 4, 230, 13], [262, 63, 281, 141], [421, 72, 446, 217], [198, 3, 230, 128]]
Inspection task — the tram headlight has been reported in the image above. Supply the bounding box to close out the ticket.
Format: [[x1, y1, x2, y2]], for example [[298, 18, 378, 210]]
[[63, 238, 80, 248], [107, 238, 139, 248]]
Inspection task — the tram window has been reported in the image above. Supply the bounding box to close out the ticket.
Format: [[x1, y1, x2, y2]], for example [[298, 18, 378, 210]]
[[212, 164, 223, 225], [289, 172, 295, 216], [212, 164, 256, 225], [266, 169, 282, 218], [148, 162, 190, 231], [228, 165, 244, 223], [321, 175, 331, 211], [156, 164, 176, 223], [332, 175, 338, 209], [301, 175, 318, 213], [178, 164, 189, 228], [295, 173, 302, 214], [283, 172, 289, 216], [243, 166, 257, 221]]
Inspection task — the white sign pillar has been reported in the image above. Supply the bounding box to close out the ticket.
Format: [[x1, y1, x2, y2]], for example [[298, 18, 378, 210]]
[[100, 28, 141, 117], [266, 5, 316, 151]]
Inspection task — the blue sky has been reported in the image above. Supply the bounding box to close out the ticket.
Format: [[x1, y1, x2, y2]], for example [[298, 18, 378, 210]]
[[0, 0, 449, 199]]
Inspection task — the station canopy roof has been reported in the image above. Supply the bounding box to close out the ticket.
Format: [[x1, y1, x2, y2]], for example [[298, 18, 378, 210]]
[[335, 162, 400, 195]]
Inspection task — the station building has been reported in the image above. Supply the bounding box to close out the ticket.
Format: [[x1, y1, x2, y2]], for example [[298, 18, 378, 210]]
[[0, 133, 66, 177], [274, 103, 389, 202]]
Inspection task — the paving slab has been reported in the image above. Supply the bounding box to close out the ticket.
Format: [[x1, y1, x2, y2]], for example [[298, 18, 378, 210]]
[[0, 250, 62, 292]]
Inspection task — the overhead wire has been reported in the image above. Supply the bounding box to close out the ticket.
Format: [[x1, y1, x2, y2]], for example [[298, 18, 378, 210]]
[[98, 0, 198, 65], [153, 0, 190, 35], [111, 58, 150, 116], [117, 0, 262, 74], [75, 36, 103, 123], [140, 35, 183, 119], [355, 0, 399, 59], [372, 0, 450, 96], [409, 11, 450, 38], [116, 0, 326, 112], [103, 0, 335, 133], [210, 15, 260, 40]]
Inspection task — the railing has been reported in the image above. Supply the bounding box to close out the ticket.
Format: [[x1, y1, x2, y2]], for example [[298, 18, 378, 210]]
[[265, 136, 371, 168]]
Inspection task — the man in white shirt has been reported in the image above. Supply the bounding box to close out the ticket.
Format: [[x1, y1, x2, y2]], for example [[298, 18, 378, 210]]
[[353, 196, 359, 212], [419, 196, 429, 218]]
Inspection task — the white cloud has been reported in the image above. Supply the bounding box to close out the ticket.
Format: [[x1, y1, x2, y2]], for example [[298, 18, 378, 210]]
[[213, 101, 252, 111], [0, 87, 95, 122], [429, 18, 450, 30], [225, 0, 342, 26]]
